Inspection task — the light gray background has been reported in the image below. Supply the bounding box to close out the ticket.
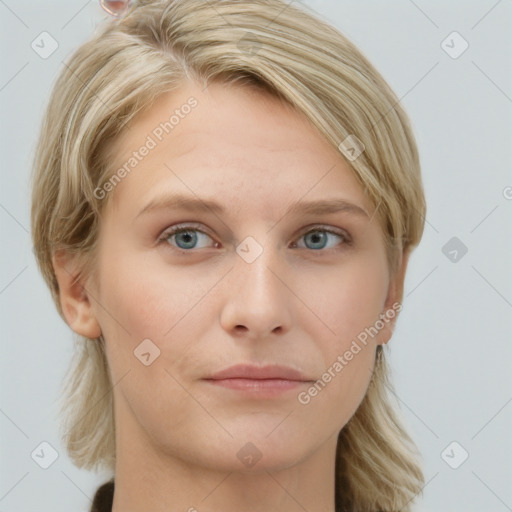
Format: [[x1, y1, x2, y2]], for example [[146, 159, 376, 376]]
[[1, 1, 511, 511]]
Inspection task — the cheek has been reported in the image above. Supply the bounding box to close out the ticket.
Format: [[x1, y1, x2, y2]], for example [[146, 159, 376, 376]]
[[96, 249, 217, 343], [295, 253, 388, 414], [297, 267, 385, 426], [298, 253, 390, 349], [301, 347, 376, 435], [94, 255, 220, 441]]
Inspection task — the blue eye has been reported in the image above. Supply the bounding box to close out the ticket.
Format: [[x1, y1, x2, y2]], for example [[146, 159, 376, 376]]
[[294, 229, 348, 250], [162, 226, 216, 250], [160, 225, 350, 252]]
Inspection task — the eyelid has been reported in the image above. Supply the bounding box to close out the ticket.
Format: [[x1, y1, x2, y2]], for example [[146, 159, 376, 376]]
[[296, 223, 350, 239], [160, 222, 211, 237]]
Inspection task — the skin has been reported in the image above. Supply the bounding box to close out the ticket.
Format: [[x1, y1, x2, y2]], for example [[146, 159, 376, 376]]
[[53, 79, 408, 512]]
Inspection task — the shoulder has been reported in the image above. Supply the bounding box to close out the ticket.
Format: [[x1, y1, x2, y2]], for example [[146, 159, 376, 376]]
[[89, 479, 115, 512]]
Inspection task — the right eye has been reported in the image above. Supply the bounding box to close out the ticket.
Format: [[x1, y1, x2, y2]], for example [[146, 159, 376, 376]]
[[158, 224, 219, 252]]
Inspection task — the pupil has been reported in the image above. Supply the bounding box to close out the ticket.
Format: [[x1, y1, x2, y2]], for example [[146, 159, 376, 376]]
[[308, 231, 325, 249], [178, 231, 195, 248]]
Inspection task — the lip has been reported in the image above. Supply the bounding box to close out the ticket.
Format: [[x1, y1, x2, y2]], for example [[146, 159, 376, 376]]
[[206, 364, 312, 381], [202, 364, 315, 397]]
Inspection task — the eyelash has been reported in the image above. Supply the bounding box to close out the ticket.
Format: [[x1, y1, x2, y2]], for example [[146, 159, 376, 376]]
[[158, 223, 352, 254]]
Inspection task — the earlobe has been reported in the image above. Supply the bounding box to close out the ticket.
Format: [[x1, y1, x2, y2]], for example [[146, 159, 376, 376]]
[[52, 250, 102, 339]]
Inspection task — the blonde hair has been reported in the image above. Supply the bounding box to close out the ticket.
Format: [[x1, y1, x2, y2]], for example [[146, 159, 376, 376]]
[[31, 0, 426, 509]]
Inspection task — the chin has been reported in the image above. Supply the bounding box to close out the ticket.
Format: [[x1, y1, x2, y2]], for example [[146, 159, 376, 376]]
[[225, 432, 314, 473], [212, 446, 309, 475], [166, 431, 312, 475]]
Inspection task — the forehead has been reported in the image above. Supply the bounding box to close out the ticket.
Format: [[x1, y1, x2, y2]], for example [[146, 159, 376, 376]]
[[103, 79, 374, 219]]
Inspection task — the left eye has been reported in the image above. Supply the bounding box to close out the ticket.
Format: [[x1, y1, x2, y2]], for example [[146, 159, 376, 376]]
[[160, 226, 349, 251], [293, 229, 348, 251]]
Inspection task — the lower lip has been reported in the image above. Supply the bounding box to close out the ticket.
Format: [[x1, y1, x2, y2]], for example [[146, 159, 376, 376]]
[[204, 378, 308, 397]]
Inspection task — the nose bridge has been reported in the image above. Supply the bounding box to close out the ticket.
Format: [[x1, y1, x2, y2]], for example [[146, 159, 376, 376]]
[[235, 233, 285, 302], [220, 232, 292, 337]]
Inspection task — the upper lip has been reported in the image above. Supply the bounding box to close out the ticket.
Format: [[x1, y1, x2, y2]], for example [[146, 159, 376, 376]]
[[205, 364, 314, 382]]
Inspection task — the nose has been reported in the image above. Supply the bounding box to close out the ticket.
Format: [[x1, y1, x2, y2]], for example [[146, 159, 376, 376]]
[[219, 239, 293, 341]]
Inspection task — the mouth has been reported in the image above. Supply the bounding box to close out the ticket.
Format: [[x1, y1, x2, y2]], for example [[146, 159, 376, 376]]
[[202, 364, 315, 397]]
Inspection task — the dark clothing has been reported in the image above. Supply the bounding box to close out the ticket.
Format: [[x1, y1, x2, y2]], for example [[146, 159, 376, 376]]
[[90, 479, 114, 512]]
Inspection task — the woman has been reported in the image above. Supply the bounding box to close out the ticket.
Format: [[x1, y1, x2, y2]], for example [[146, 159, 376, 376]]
[[31, 1, 426, 510]]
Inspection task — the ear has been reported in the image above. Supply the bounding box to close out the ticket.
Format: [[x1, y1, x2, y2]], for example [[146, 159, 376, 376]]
[[52, 250, 102, 339], [376, 249, 410, 346]]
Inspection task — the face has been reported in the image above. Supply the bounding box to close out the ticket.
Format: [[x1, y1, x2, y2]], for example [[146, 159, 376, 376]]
[[73, 80, 405, 473]]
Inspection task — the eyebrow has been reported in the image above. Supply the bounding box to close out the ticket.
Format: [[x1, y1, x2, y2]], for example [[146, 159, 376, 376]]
[[135, 193, 370, 220]]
